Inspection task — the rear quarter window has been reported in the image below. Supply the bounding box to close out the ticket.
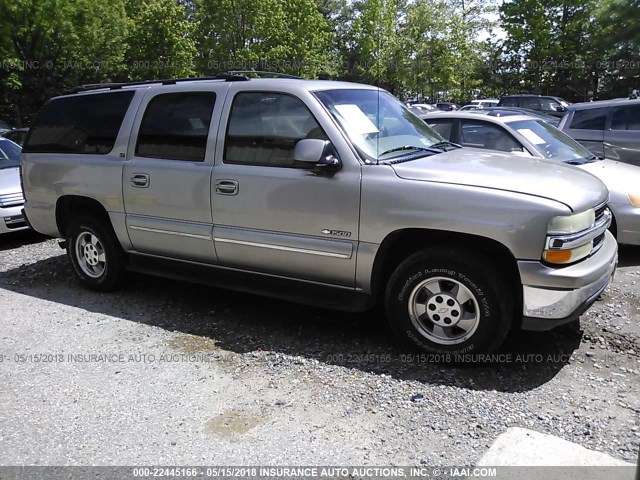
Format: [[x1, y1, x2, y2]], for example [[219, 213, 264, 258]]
[[23, 91, 134, 154], [569, 107, 608, 130]]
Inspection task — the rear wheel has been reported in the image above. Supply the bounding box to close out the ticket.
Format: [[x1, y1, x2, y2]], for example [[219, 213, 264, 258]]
[[385, 247, 514, 355], [66, 216, 125, 291]]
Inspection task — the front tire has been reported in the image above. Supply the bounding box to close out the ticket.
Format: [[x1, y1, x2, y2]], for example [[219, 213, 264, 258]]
[[385, 247, 514, 355], [66, 216, 125, 291]]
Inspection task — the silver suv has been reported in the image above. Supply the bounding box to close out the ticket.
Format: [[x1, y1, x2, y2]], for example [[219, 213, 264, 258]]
[[21, 75, 618, 355]]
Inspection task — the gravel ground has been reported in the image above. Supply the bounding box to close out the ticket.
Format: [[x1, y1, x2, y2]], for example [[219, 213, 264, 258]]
[[0, 231, 638, 466]]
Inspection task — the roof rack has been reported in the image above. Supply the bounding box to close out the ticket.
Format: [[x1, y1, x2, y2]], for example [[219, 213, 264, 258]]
[[65, 72, 250, 94], [227, 70, 302, 79]]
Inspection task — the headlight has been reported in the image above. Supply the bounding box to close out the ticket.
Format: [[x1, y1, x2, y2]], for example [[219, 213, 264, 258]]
[[547, 209, 595, 235], [628, 193, 640, 207]]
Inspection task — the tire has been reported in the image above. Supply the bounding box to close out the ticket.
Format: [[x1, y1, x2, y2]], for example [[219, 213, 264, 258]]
[[385, 247, 514, 356], [66, 215, 125, 291]]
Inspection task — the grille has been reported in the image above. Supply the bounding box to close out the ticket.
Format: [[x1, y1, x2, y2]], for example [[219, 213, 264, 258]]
[[4, 214, 26, 229], [0, 192, 24, 208]]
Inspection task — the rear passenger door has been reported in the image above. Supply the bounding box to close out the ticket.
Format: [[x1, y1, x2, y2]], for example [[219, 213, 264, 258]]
[[605, 104, 640, 166], [122, 87, 222, 263], [565, 107, 608, 157]]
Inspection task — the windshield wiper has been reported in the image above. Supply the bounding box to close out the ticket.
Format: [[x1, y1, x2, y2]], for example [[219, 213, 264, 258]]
[[379, 145, 443, 157], [429, 140, 462, 150]]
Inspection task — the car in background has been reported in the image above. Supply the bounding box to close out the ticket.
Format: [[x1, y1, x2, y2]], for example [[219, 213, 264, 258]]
[[0, 119, 12, 134], [421, 111, 640, 245], [406, 103, 435, 115], [476, 107, 561, 127], [459, 104, 481, 111], [470, 98, 499, 108], [434, 102, 459, 111], [498, 94, 569, 117], [2, 128, 29, 146], [0, 138, 28, 234], [559, 98, 640, 167]]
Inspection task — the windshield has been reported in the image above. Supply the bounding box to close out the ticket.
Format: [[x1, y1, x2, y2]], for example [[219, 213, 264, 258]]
[[315, 89, 443, 162], [0, 139, 21, 169], [509, 119, 595, 163]]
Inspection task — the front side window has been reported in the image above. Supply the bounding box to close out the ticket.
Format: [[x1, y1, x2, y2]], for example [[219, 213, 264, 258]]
[[570, 108, 608, 130], [424, 119, 454, 140], [224, 92, 327, 168], [0, 140, 21, 169], [315, 89, 442, 163], [23, 91, 134, 154], [460, 120, 523, 153], [136, 92, 215, 162], [520, 97, 540, 110]]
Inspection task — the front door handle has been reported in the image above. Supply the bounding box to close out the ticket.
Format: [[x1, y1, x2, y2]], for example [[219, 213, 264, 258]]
[[131, 173, 150, 188], [215, 179, 239, 196]]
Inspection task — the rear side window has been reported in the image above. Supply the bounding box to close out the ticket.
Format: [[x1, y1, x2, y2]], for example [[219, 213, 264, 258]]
[[611, 105, 640, 131], [136, 92, 215, 162], [569, 108, 608, 130], [23, 91, 134, 154], [519, 97, 540, 110]]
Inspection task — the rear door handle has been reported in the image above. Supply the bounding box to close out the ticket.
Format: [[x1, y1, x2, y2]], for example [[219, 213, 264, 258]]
[[131, 173, 150, 188], [215, 179, 239, 196]]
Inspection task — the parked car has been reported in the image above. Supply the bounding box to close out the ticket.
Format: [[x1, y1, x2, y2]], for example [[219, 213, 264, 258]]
[[498, 94, 569, 117], [559, 98, 640, 167], [21, 75, 616, 355], [469, 98, 499, 108], [459, 105, 481, 111], [434, 102, 459, 111], [421, 111, 640, 245], [2, 128, 29, 146], [0, 138, 29, 234], [407, 103, 435, 115], [477, 107, 561, 127], [0, 119, 12, 134]]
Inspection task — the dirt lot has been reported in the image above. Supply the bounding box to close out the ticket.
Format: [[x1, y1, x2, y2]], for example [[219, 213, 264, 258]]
[[0, 231, 638, 465]]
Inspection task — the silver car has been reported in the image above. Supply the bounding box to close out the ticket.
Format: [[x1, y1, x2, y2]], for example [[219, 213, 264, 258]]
[[0, 138, 28, 234], [422, 111, 640, 245]]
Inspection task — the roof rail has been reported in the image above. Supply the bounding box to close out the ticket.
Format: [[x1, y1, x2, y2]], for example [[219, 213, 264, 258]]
[[227, 70, 302, 79], [64, 73, 250, 94]]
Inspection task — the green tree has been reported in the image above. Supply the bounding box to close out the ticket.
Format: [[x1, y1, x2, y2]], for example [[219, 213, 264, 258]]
[[125, 0, 196, 81]]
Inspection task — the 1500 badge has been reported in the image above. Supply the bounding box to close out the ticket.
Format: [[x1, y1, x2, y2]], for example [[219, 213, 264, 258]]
[[321, 229, 352, 237]]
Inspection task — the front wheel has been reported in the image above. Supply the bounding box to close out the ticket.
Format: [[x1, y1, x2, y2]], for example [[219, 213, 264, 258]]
[[66, 216, 125, 291], [385, 247, 514, 355]]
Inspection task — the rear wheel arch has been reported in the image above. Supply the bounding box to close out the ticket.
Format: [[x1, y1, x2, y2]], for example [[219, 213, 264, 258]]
[[55, 196, 111, 238]]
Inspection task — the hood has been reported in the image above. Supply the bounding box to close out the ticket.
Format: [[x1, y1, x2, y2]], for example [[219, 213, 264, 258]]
[[390, 148, 608, 212], [0, 166, 21, 196], [577, 159, 640, 204]]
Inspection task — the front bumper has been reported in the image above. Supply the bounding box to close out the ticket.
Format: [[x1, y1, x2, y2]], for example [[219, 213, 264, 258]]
[[519, 230, 617, 331], [0, 204, 29, 234]]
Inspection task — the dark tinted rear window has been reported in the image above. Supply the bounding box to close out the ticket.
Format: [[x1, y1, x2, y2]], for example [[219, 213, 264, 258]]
[[135, 92, 215, 162], [569, 108, 608, 130], [611, 104, 640, 131], [499, 97, 519, 107], [23, 91, 134, 154]]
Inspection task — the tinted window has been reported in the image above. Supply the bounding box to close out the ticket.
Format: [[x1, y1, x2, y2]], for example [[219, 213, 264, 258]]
[[24, 91, 134, 154], [500, 97, 518, 107], [540, 98, 562, 112], [460, 121, 523, 152], [520, 97, 540, 110], [136, 92, 215, 162], [424, 119, 453, 140], [570, 108, 607, 130], [224, 92, 327, 167], [612, 105, 640, 131]]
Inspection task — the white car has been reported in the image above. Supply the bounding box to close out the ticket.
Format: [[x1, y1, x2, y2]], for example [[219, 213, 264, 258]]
[[0, 138, 28, 234], [422, 111, 640, 245]]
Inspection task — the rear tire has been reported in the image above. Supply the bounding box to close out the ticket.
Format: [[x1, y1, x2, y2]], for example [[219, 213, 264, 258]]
[[66, 216, 125, 291], [385, 247, 514, 356]]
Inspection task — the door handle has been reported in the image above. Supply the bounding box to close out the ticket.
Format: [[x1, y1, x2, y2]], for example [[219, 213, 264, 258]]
[[131, 173, 150, 188], [215, 180, 239, 195]]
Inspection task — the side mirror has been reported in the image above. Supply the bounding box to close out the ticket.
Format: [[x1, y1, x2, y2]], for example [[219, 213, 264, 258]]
[[556, 105, 566, 112], [294, 139, 342, 175]]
